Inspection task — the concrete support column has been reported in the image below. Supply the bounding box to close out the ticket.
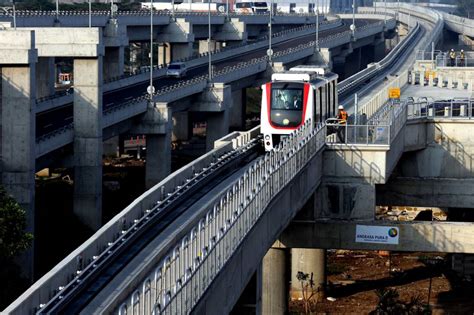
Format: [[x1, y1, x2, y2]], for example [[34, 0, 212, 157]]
[[290, 248, 326, 302], [73, 57, 103, 231], [206, 110, 229, 151], [171, 42, 193, 61], [118, 133, 126, 156], [36, 57, 55, 98], [132, 102, 172, 188], [172, 111, 191, 142], [230, 89, 245, 130], [373, 40, 385, 62], [158, 43, 171, 65], [1, 64, 36, 279], [103, 135, 119, 157], [103, 46, 125, 81], [199, 40, 220, 54], [261, 247, 287, 315], [145, 133, 171, 189]]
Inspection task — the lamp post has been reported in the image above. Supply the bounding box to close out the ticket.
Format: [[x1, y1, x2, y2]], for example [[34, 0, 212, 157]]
[[55, 0, 59, 22], [171, 0, 175, 21], [315, 0, 319, 51], [268, 0, 273, 63], [384, 0, 387, 25], [208, 0, 212, 82], [88, 0, 91, 27], [352, 0, 356, 36], [148, 0, 155, 97]]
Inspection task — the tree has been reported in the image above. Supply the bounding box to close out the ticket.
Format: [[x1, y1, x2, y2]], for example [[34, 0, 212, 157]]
[[0, 187, 33, 258], [296, 271, 318, 314], [0, 187, 33, 309]]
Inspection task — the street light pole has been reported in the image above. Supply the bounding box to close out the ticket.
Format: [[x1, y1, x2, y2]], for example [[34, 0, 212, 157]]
[[148, 0, 155, 97], [208, 0, 212, 82], [384, 0, 387, 25], [88, 0, 91, 27], [268, 0, 273, 63], [315, 0, 319, 51], [56, 0, 59, 22], [171, 0, 175, 21], [352, 0, 355, 36]]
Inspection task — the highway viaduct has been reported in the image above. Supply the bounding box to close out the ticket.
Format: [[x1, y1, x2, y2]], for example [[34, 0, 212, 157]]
[[0, 12, 394, 253]]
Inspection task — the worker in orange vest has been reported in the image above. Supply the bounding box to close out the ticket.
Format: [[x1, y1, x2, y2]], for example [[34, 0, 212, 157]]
[[336, 105, 348, 143]]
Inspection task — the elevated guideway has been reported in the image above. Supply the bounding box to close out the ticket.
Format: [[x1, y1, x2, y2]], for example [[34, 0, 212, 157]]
[[3, 4, 451, 315]]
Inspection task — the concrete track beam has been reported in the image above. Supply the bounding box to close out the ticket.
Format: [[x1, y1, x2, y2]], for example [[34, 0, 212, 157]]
[[281, 220, 474, 254]]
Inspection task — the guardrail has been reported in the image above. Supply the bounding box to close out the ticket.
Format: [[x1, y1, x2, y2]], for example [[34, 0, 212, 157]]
[[408, 98, 474, 119], [0, 10, 328, 17], [327, 100, 407, 145], [36, 17, 342, 103]]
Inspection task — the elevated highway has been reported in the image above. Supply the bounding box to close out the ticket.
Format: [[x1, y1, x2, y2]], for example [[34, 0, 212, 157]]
[[3, 3, 451, 314]]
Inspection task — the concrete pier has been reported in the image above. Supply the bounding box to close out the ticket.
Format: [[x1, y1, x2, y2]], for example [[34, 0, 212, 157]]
[[73, 57, 103, 231], [290, 248, 326, 301], [104, 46, 125, 81], [36, 57, 55, 98], [261, 247, 287, 315], [132, 102, 172, 188], [0, 29, 38, 280], [230, 89, 246, 130], [145, 133, 171, 189]]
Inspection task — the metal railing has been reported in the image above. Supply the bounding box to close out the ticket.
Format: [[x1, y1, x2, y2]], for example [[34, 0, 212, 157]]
[[145, 121, 325, 314], [408, 98, 474, 119], [434, 52, 474, 67], [37, 17, 342, 103], [327, 100, 407, 146]]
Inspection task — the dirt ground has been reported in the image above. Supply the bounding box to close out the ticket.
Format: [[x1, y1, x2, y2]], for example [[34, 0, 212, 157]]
[[290, 251, 474, 314]]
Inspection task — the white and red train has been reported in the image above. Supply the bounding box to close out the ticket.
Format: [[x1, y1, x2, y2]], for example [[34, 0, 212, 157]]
[[260, 65, 339, 151]]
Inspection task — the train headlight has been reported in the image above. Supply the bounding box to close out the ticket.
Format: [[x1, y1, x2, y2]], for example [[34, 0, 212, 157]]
[[265, 135, 270, 140], [283, 119, 290, 126]]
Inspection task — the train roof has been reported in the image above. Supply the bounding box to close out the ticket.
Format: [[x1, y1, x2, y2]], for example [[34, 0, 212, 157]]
[[271, 66, 338, 84]]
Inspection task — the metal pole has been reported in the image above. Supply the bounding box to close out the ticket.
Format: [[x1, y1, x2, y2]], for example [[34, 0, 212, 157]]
[[352, 0, 355, 36], [56, 0, 59, 21], [315, 1, 319, 51], [384, 0, 386, 25], [149, 0, 154, 96], [13, 3, 16, 29], [208, 0, 212, 82], [88, 0, 91, 27], [431, 42, 435, 61], [226, 0, 229, 18], [172, 0, 175, 21], [189, 0, 192, 11], [268, 0, 272, 63], [354, 93, 358, 124]]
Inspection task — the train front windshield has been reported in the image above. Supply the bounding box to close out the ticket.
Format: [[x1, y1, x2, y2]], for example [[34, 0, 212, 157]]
[[270, 83, 304, 128]]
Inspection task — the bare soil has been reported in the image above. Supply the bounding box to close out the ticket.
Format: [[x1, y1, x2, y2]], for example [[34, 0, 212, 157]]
[[290, 251, 474, 314]]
